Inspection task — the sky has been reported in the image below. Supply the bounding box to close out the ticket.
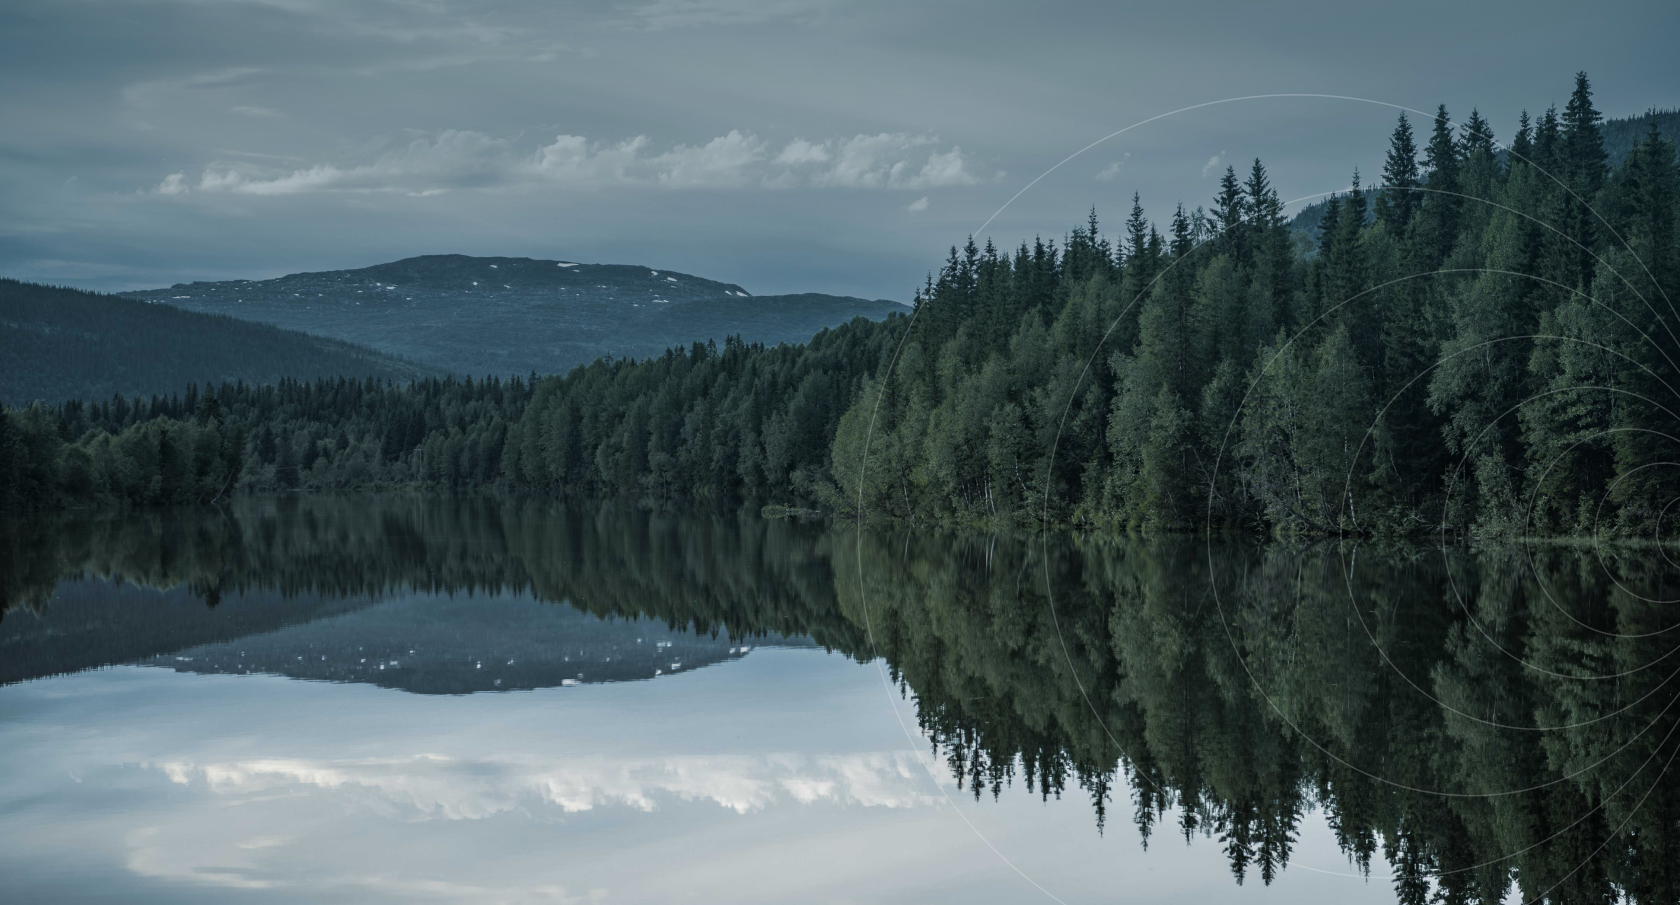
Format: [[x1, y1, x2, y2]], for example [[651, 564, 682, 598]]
[[2, 0, 1677, 299]]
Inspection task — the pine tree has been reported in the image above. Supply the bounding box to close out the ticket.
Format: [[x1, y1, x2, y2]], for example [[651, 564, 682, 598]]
[[1562, 72, 1608, 197], [1457, 108, 1500, 203], [1376, 112, 1421, 229], [1559, 72, 1608, 290], [1606, 123, 1680, 524], [1212, 166, 1249, 263], [1125, 193, 1152, 276], [1414, 104, 1463, 268]]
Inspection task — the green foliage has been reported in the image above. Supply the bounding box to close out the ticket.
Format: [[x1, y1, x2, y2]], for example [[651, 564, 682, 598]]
[[1, 374, 529, 510]]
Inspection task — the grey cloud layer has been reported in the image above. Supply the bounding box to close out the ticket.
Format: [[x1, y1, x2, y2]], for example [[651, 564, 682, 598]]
[[158, 130, 981, 195], [2, 0, 1675, 297]]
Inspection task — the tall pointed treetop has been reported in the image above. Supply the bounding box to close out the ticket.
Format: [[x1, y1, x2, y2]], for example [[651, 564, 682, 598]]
[[1376, 112, 1421, 229], [1562, 71, 1608, 196]]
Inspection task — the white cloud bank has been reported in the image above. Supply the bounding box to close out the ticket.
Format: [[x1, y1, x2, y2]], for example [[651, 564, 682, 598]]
[[160, 130, 978, 196], [153, 751, 938, 818]]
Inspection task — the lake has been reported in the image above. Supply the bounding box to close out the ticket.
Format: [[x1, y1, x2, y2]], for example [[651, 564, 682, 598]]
[[2, 496, 1676, 903]]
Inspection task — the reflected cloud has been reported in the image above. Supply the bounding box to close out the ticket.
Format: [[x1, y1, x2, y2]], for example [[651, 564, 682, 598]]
[[152, 751, 938, 818]]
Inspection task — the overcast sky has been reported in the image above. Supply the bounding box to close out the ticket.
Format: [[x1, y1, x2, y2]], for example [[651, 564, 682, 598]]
[[3, 0, 1676, 299]]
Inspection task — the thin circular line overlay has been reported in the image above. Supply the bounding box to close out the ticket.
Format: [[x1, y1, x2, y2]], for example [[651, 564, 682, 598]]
[[845, 91, 1680, 901]]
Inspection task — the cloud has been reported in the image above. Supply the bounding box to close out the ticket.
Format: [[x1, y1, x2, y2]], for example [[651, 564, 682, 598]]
[[653, 130, 766, 187], [230, 105, 284, 118], [628, 0, 832, 29], [903, 146, 974, 189], [153, 751, 937, 818], [166, 129, 977, 196], [1202, 151, 1226, 177], [155, 173, 188, 195], [809, 133, 977, 189], [532, 134, 651, 187], [1096, 161, 1122, 182], [774, 138, 830, 166], [905, 196, 928, 212]]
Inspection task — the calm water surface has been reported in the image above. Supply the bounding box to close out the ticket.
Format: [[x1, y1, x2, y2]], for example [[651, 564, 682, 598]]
[[2, 497, 1676, 903]]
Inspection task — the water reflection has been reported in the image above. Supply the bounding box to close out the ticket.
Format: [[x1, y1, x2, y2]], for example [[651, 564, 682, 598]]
[[2, 497, 1677, 903]]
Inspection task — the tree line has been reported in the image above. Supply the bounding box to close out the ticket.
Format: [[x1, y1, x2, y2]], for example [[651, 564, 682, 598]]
[[0, 374, 529, 509], [4, 73, 1677, 537]]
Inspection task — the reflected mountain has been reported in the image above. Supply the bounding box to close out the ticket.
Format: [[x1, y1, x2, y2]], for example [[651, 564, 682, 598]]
[[0, 497, 839, 689], [3, 496, 1678, 903], [1, 579, 378, 686], [139, 593, 806, 693]]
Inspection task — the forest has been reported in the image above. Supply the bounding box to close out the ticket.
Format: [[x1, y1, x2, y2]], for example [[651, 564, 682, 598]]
[[3, 73, 1677, 538]]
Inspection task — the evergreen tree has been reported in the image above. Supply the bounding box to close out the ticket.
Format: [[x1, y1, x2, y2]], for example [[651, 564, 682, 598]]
[[1415, 104, 1464, 268], [1559, 71, 1610, 291], [1212, 166, 1249, 263], [1376, 112, 1421, 229]]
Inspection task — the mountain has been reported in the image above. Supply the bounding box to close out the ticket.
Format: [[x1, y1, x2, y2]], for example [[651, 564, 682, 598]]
[[1601, 108, 1680, 164], [0, 578, 380, 686], [120, 255, 910, 378], [0, 575, 810, 693], [138, 593, 813, 694], [1288, 187, 1377, 246], [1, 279, 441, 406]]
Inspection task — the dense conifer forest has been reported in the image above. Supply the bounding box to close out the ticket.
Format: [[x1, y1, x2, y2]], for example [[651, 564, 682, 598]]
[[4, 74, 1677, 537]]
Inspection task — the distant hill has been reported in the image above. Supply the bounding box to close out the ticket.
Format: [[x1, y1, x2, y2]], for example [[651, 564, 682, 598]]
[[0, 579, 379, 686], [139, 593, 814, 694], [1289, 187, 1378, 246], [0, 279, 441, 406], [1287, 109, 1680, 244], [121, 255, 910, 378], [1602, 108, 1680, 164], [0, 576, 811, 693]]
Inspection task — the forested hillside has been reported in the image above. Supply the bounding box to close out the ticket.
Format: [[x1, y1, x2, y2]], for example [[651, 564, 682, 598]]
[[120, 255, 907, 376], [513, 73, 1680, 537], [1286, 107, 1679, 243], [7, 73, 1678, 538], [0, 280, 440, 405]]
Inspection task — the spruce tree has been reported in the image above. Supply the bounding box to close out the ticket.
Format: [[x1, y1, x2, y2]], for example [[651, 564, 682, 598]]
[[1457, 108, 1500, 203], [1413, 104, 1464, 268], [1212, 166, 1249, 262], [1559, 72, 1608, 290], [1376, 112, 1421, 229], [1562, 72, 1608, 197], [1125, 194, 1152, 274]]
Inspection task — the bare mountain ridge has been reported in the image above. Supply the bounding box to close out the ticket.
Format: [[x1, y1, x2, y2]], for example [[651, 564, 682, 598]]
[[122, 254, 908, 378]]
